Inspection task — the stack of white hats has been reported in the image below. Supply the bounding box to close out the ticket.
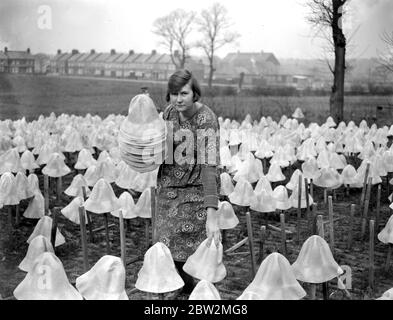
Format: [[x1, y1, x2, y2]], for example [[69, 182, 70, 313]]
[[118, 94, 167, 173]]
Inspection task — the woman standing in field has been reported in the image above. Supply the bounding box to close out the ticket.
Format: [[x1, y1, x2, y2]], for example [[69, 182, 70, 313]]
[[155, 69, 221, 294]]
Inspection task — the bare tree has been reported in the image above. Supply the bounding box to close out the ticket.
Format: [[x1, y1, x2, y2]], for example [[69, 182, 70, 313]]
[[307, 0, 348, 123], [196, 3, 240, 89], [379, 30, 393, 73], [152, 9, 196, 69]]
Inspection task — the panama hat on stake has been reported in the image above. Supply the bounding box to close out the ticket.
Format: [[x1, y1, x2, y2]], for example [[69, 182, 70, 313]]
[[74, 148, 97, 170], [135, 242, 185, 294], [240, 252, 306, 300], [84, 178, 120, 214], [250, 190, 277, 213], [76, 255, 128, 300], [228, 178, 255, 207], [15, 171, 30, 201], [61, 196, 88, 225], [217, 201, 239, 230], [0, 172, 19, 206], [111, 191, 138, 219], [23, 190, 45, 219], [189, 280, 221, 300], [14, 252, 82, 300], [219, 172, 235, 196], [272, 185, 291, 211], [27, 215, 65, 247], [183, 238, 227, 283], [64, 174, 91, 198], [20, 150, 39, 172], [19, 235, 55, 272]]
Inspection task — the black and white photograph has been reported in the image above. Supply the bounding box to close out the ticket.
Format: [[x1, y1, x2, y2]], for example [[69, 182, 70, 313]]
[[1, 0, 393, 306]]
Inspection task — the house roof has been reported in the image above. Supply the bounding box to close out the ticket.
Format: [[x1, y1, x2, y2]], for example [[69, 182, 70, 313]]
[[132, 53, 151, 63], [57, 53, 74, 62], [93, 53, 112, 62], [124, 53, 140, 63], [84, 52, 101, 62], [68, 53, 84, 61], [6, 50, 35, 60], [113, 53, 130, 63], [148, 53, 165, 64], [106, 53, 123, 63]]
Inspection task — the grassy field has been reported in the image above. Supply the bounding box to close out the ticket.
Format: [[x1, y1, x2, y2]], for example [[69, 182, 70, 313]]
[[0, 74, 392, 125]]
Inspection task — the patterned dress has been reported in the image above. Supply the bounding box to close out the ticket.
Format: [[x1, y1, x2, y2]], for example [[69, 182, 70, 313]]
[[156, 103, 220, 262]]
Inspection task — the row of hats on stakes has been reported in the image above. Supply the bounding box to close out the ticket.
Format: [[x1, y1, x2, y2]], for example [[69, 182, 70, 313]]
[[13, 233, 393, 300]]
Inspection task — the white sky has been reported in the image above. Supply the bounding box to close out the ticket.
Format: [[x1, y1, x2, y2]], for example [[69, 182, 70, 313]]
[[0, 0, 392, 59]]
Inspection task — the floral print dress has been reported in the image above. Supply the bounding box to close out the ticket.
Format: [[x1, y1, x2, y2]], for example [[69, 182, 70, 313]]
[[155, 103, 220, 262]]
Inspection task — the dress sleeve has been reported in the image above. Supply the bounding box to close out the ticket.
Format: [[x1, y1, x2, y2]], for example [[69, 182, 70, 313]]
[[196, 107, 221, 209]]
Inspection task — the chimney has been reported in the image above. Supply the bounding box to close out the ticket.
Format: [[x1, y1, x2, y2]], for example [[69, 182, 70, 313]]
[[27, 48, 31, 54], [71, 49, 79, 55], [129, 50, 134, 55], [4, 47, 8, 53], [57, 49, 62, 55], [90, 49, 95, 54], [151, 49, 157, 55], [110, 49, 116, 55]]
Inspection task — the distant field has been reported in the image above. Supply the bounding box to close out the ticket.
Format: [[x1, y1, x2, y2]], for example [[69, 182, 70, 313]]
[[0, 74, 392, 125]]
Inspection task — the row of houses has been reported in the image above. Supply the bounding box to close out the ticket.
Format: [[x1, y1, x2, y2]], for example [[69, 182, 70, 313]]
[[51, 49, 205, 81], [0, 47, 347, 90], [0, 48, 35, 74]]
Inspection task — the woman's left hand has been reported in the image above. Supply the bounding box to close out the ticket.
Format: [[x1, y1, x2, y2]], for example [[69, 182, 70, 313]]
[[206, 207, 221, 248]]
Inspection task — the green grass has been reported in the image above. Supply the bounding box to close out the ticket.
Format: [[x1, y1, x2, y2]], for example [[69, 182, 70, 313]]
[[0, 73, 392, 125]]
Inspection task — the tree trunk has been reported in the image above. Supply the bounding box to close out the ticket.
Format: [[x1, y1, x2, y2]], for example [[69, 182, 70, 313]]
[[330, 0, 346, 124], [208, 63, 214, 89]]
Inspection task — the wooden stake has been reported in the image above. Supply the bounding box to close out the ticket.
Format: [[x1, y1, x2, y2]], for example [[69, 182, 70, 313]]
[[246, 212, 257, 278], [150, 187, 157, 244], [322, 282, 329, 300], [82, 186, 94, 243], [78, 206, 89, 272], [224, 237, 248, 254], [310, 203, 318, 235], [304, 178, 310, 217], [348, 204, 355, 250], [324, 189, 328, 206], [328, 196, 335, 256], [44, 174, 49, 215], [369, 220, 375, 291], [7, 206, 13, 232], [310, 283, 317, 300], [119, 210, 126, 267], [280, 213, 287, 256], [104, 212, 111, 254], [375, 184, 381, 233], [50, 209, 57, 250], [145, 219, 150, 249], [258, 225, 266, 264], [361, 178, 372, 238], [360, 163, 371, 206], [317, 215, 324, 238], [297, 175, 302, 244], [310, 179, 314, 199]]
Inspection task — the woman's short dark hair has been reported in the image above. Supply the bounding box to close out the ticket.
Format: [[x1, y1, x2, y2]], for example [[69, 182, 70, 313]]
[[166, 69, 201, 103]]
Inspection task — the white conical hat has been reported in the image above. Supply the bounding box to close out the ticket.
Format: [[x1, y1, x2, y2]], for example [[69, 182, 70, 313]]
[[131, 170, 158, 192], [0, 172, 20, 205], [219, 145, 232, 167], [376, 288, 393, 300], [42, 153, 71, 178], [74, 148, 97, 170], [64, 174, 91, 198], [266, 163, 286, 182], [111, 191, 138, 219], [76, 255, 128, 300], [134, 188, 152, 218], [13, 135, 27, 153], [254, 176, 273, 195], [183, 238, 226, 283], [219, 172, 234, 196], [27, 216, 65, 247], [189, 280, 221, 300], [228, 178, 255, 207], [292, 107, 304, 119], [241, 252, 306, 300], [20, 150, 39, 171], [301, 158, 321, 180], [313, 167, 342, 189], [19, 235, 55, 272], [84, 165, 100, 186], [250, 190, 277, 213], [292, 235, 343, 283], [23, 190, 45, 219], [217, 201, 239, 230], [61, 196, 88, 225], [13, 252, 82, 300], [135, 242, 185, 293], [285, 169, 303, 191], [0, 147, 23, 174], [94, 158, 119, 183], [289, 187, 314, 209], [114, 161, 139, 189], [340, 164, 358, 185], [272, 185, 291, 211], [26, 173, 40, 198], [15, 171, 30, 200], [237, 290, 263, 300], [377, 214, 393, 244], [84, 178, 120, 214]]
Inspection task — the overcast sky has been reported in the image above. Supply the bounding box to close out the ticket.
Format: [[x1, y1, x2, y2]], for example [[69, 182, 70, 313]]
[[0, 0, 392, 59]]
